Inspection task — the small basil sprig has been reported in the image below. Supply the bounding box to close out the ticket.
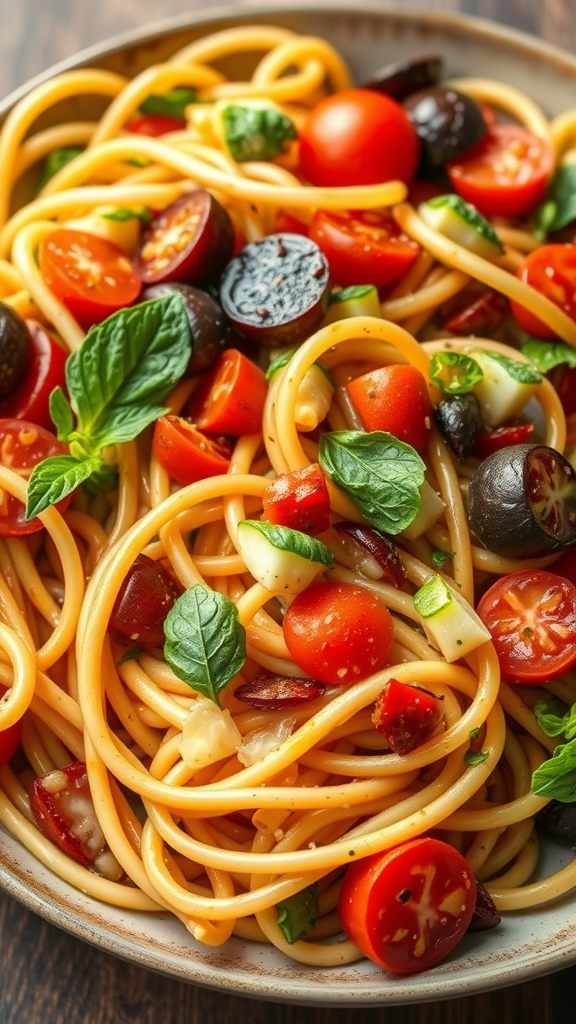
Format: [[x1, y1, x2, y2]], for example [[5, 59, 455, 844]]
[[533, 163, 576, 240], [220, 101, 297, 162], [319, 430, 425, 535], [138, 87, 198, 119], [531, 699, 576, 801], [25, 294, 191, 520], [163, 585, 246, 706], [276, 884, 319, 944], [521, 337, 576, 373], [37, 146, 84, 192]]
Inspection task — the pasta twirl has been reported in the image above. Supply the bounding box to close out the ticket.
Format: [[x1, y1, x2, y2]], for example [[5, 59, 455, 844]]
[[1, 20, 576, 975]]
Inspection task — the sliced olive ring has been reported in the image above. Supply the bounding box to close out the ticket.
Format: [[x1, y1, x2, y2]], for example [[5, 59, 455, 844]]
[[362, 54, 443, 101], [467, 443, 576, 558]]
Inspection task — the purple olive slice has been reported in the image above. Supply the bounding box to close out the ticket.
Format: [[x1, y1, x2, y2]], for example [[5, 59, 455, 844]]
[[467, 879, 501, 932], [219, 233, 330, 348], [0, 301, 29, 401], [362, 55, 443, 101], [435, 393, 480, 463], [332, 521, 406, 587], [467, 444, 576, 558]]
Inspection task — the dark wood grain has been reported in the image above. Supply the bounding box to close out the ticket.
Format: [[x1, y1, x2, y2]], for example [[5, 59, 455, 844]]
[[1, 0, 576, 1020]]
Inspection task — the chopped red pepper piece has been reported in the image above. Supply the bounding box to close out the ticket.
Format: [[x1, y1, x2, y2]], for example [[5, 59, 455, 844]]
[[262, 462, 331, 536]]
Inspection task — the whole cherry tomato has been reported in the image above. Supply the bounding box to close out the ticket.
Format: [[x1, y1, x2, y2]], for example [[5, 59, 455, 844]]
[[299, 89, 419, 188], [283, 580, 394, 686]]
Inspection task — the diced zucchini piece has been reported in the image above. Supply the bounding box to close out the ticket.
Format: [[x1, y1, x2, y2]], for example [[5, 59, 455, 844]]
[[324, 285, 382, 323], [237, 520, 333, 595], [419, 194, 504, 260], [469, 348, 541, 427], [413, 574, 491, 662], [401, 480, 445, 540]]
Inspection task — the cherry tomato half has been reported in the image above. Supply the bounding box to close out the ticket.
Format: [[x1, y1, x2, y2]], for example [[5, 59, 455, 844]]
[[446, 123, 553, 219], [476, 568, 576, 683], [0, 418, 73, 535], [299, 89, 419, 188], [39, 229, 142, 329], [135, 190, 234, 286], [127, 114, 186, 136], [283, 581, 394, 686], [152, 415, 232, 485], [309, 209, 419, 289], [186, 349, 268, 436], [338, 838, 476, 974], [510, 244, 576, 340], [347, 364, 431, 452], [0, 321, 67, 430], [472, 419, 535, 459]]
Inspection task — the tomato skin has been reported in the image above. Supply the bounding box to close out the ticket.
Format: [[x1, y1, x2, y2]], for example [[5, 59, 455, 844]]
[[372, 679, 444, 755], [152, 415, 232, 485], [283, 581, 394, 686], [446, 123, 553, 218], [347, 364, 431, 452], [472, 419, 535, 459], [309, 209, 419, 289], [109, 553, 180, 647], [273, 212, 309, 236], [39, 229, 142, 328], [186, 349, 268, 436], [0, 321, 67, 430], [477, 568, 576, 683], [136, 191, 234, 286], [299, 89, 419, 188], [510, 244, 576, 340], [0, 418, 73, 535], [338, 838, 476, 974], [443, 288, 509, 336], [262, 463, 331, 536], [127, 114, 185, 136]]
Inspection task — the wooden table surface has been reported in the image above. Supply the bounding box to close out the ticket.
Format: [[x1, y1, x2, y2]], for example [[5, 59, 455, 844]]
[[1, 0, 576, 1021]]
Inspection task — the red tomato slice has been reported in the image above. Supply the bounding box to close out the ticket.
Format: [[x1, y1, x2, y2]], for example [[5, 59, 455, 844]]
[[346, 364, 431, 452], [510, 244, 576, 340], [262, 462, 331, 536], [0, 321, 67, 430], [39, 228, 142, 329], [372, 678, 444, 754], [109, 553, 180, 647], [0, 686, 22, 767], [152, 415, 232, 485], [446, 123, 553, 218], [299, 89, 419, 188], [135, 191, 234, 286], [127, 114, 186, 136], [443, 288, 509, 336], [472, 419, 535, 459], [310, 209, 419, 289], [30, 761, 121, 878], [186, 349, 268, 436], [338, 838, 476, 974], [283, 580, 394, 686], [476, 568, 576, 683], [0, 418, 73, 535]]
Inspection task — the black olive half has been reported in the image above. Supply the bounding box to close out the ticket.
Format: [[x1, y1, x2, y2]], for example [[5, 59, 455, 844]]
[[141, 282, 230, 375], [403, 86, 487, 169], [435, 392, 480, 463], [467, 444, 576, 558], [362, 55, 443, 101], [0, 301, 29, 401], [219, 233, 330, 348], [536, 800, 576, 846]]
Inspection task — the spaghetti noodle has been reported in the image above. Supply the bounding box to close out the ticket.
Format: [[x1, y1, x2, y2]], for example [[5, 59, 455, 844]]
[[0, 21, 576, 973]]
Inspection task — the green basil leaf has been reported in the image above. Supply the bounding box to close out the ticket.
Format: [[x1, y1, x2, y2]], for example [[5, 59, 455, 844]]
[[429, 351, 483, 394], [239, 519, 333, 567], [222, 102, 297, 162], [469, 726, 481, 739], [49, 386, 75, 441], [534, 699, 571, 737], [90, 403, 167, 449], [328, 285, 377, 305], [163, 585, 246, 707], [521, 338, 576, 373], [276, 884, 319, 944], [464, 749, 489, 766], [116, 646, 144, 666], [66, 294, 191, 439], [540, 163, 576, 234], [26, 454, 104, 519], [531, 738, 576, 801], [37, 146, 84, 192], [138, 88, 197, 118], [265, 348, 333, 385], [319, 431, 425, 535], [101, 207, 152, 225], [479, 350, 542, 384]]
